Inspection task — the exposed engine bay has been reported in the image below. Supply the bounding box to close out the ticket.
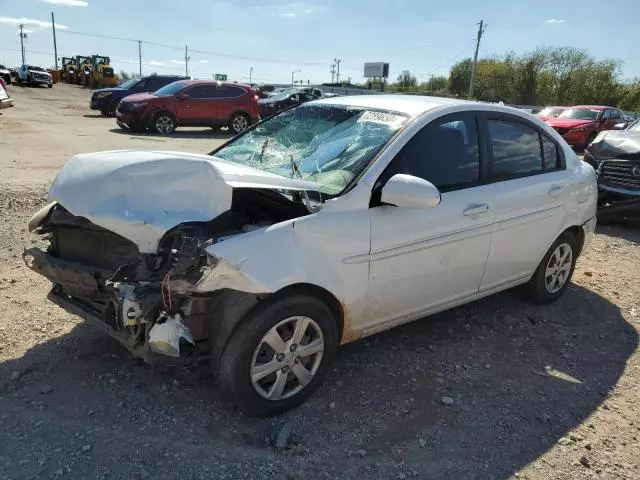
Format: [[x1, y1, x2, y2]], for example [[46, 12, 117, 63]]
[[24, 187, 311, 360]]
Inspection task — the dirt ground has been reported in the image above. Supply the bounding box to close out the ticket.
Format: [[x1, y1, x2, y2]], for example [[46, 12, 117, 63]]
[[0, 84, 638, 480]]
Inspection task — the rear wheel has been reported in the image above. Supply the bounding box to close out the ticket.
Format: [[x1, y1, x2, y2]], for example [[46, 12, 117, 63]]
[[217, 295, 338, 416], [522, 231, 578, 304], [228, 112, 250, 134], [152, 111, 176, 135]]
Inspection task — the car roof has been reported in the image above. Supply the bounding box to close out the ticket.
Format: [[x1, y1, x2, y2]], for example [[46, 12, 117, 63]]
[[312, 94, 474, 117], [179, 80, 250, 87], [571, 105, 609, 110]]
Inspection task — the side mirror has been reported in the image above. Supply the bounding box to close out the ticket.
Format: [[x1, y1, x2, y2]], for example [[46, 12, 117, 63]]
[[290, 94, 299, 102], [177, 93, 190, 100], [380, 174, 441, 209], [613, 123, 627, 130]]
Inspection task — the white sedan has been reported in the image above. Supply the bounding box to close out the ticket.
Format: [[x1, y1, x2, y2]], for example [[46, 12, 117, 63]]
[[25, 95, 597, 416]]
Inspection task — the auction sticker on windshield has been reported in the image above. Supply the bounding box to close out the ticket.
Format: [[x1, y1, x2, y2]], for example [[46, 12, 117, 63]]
[[357, 111, 406, 128]]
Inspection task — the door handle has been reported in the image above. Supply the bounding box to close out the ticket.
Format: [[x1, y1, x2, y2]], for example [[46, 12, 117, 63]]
[[548, 184, 566, 196], [463, 204, 489, 216]]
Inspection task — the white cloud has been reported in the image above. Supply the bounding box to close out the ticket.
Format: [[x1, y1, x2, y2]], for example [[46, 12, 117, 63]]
[[0, 16, 68, 29], [545, 19, 566, 24], [148, 60, 165, 67], [42, 0, 88, 6], [280, 12, 296, 17], [199, 60, 208, 64], [171, 59, 185, 64]]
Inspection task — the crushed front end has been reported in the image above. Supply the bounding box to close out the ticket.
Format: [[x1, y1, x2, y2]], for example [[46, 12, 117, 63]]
[[24, 202, 214, 361]]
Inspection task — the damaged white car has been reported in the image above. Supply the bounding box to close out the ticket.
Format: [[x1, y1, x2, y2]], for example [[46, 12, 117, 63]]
[[24, 95, 597, 415]]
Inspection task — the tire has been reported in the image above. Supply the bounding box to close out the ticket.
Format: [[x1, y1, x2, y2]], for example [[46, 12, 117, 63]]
[[583, 132, 596, 150], [522, 231, 578, 304], [152, 111, 176, 135], [217, 294, 339, 416], [228, 112, 250, 134], [47, 83, 52, 89]]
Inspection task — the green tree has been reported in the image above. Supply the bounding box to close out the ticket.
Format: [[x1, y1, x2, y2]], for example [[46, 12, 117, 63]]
[[422, 75, 448, 92], [448, 58, 472, 96], [394, 70, 418, 91]]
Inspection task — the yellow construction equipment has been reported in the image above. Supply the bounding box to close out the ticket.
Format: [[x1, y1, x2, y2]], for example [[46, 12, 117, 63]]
[[61, 57, 77, 84], [89, 55, 118, 89]]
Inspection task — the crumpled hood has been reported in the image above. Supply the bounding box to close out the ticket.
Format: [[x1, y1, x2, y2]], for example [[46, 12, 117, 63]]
[[29, 70, 51, 77], [47, 150, 320, 253], [547, 119, 596, 129], [587, 130, 640, 160]]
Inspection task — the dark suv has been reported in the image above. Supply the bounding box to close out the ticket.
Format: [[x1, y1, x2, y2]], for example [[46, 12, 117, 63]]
[[116, 80, 260, 135], [91, 74, 188, 116]]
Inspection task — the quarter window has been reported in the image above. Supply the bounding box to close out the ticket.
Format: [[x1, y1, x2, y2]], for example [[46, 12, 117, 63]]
[[541, 134, 560, 171], [488, 119, 543, 179], [378, 114, 480, 192]]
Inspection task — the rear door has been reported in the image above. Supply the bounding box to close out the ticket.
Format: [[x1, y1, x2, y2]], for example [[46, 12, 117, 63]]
[[478, 113, 572, 291], [176, 84, 217, 123], [214, 85, 248, 122]]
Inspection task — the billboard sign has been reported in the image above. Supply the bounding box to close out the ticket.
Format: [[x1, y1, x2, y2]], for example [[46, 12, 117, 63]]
[[363, 62, 389, 78]]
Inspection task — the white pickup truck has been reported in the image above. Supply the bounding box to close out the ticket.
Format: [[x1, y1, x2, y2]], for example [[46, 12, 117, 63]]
[[0, 78, 14, 109], [17, 64, 53, 88]]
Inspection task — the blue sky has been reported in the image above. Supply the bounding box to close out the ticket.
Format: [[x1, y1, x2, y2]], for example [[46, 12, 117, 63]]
[[1, 0, 639, 84]]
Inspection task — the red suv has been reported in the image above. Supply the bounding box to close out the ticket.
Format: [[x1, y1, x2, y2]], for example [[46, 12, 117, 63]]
[[116, 80, 260, 135], [545, 105, 625, 149]]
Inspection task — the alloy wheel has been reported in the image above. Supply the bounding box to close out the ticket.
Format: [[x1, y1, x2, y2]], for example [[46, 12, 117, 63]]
[[155, 115, 174, 134], [250, 316, 324, 401], [544, 242, 573, 294], [232, 115, 248, 133]]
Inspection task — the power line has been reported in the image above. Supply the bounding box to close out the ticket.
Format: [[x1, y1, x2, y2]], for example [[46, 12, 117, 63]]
[[415, 40, 476, 79], [57, 29, 325, 66]]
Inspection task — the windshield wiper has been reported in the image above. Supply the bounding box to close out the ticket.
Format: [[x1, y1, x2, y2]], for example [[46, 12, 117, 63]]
[[289, 154, 314, 212]]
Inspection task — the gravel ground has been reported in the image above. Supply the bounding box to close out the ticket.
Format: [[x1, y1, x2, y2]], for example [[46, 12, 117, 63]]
[[0, 84, 638, 480]]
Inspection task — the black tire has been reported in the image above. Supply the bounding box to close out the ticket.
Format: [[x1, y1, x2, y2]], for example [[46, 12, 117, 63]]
[[47, 83, 53, 89], [151, 111, 176, 135], [522, 231, 578, 304], [217, 294, 339, 416], [228, 112, 250, 134], [583, 132, 597, 150]]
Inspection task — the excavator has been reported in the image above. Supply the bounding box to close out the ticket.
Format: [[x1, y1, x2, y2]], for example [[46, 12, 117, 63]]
[[88, 55, 118, 89], [75, 55, 93, 86], [60, 57, 77, 84]]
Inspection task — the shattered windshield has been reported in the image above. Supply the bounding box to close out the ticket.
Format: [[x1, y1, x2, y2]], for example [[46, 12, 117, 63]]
[[211, 104, 409, 195]]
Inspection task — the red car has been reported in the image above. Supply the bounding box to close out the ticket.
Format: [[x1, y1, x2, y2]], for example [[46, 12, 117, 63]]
[[116, 80, 260, 135], [545, 105, 625, 149]]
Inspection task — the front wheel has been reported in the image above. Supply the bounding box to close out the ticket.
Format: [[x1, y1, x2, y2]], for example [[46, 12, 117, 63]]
[[522, 231, 578, 304], [47, 83, 53, 89], [228, 112, 250, 134], [152, 112, 176, 134], [217, 295, 339, 416]]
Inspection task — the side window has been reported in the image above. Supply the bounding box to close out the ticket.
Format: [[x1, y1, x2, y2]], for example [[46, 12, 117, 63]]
[[143, 78, 157, 91], [215, 86, 245, 98], [541, 133, 560, 171], [488, 119, 543, 180], [610, 109, 622, 119], [378, 114, 480, 192], [601, 110, 610, 120], [185, 85, 211, 98]]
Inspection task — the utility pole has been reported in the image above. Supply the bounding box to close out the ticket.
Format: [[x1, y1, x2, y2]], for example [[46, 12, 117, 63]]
[[51, 12, 58, 70], [184, 45, 189, 77], [291, 69, 301, 85], [468, 19, 486, 100], [138, 41, 142, 76], [19, 24, 26, 65], [334, 58, 341, 84], [249, 66, 253, 84], [330, 62, 336, 83]]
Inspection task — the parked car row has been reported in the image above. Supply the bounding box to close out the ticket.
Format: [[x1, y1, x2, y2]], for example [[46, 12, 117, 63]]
[[537, 105, 630, 150], [90, 74, 261, 135]]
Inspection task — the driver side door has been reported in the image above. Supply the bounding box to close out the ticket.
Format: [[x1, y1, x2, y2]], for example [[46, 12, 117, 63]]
[[363, 113, 493, 333]]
